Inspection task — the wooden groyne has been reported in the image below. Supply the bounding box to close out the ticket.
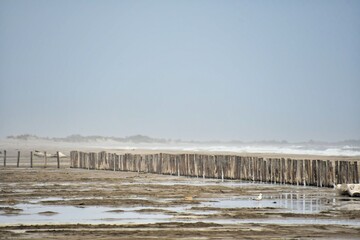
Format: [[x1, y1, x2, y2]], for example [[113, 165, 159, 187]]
[[70, 151, 360, 187], [1, 150, 63, 168]]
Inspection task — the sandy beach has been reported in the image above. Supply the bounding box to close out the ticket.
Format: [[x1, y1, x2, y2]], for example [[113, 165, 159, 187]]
[[1, 167, 360, 239]]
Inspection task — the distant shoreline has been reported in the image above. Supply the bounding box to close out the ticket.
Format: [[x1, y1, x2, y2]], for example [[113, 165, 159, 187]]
[[0, 139, 359, 161]]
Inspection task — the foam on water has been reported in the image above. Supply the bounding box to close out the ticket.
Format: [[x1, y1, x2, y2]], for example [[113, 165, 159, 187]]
[[77, 139, 360, 156], [120, 144, 360, 156]]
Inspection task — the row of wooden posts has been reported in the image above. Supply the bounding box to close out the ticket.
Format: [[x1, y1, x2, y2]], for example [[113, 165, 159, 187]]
[[2, 150, 61, 168], [70, 151, 360, 188]]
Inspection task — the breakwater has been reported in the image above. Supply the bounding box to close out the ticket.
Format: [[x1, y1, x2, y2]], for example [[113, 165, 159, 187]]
[[70, 151, 359, 187]]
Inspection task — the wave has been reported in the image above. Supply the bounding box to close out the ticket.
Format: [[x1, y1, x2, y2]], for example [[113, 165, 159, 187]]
[[140, 145, 360, 157]]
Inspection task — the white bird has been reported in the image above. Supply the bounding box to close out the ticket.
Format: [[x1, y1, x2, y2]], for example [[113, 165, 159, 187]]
[[255, 193, 262, 201]]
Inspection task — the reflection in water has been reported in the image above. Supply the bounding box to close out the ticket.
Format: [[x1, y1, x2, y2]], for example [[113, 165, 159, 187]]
[[279, 193, 333, 213], [202, 191, 336, 214]]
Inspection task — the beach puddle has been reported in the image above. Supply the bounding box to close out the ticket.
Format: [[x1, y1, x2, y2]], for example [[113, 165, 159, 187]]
[[0, 204, 173, 224], [29, 196, 109, 204], [199, 218, 360, 226], [201, 192, 337, 214], [1, 203, 359, 226], [0, 191, 331, 221]]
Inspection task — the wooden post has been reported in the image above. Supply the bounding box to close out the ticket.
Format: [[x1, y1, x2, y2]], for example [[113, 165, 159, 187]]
[[137, 155, 140, 173], [30, 151, 33, 168], [17, 151, 20, 167], [3, 150, 6, 167], [119, 153, 121, 171], [44, 151, 47, 168], [315, 160, 319, 187], [302, 160, 306, 186], [332, 160, 336, 186], [203, 155, 206, 179], [354, 161, 359, 184], [221, 167, 224, 182], [349, 161, 354, 184], [335, 161, 339, 185], [177, 156, 180, 177], [272, 159, 275, 184], [57, 151, 60, 168]]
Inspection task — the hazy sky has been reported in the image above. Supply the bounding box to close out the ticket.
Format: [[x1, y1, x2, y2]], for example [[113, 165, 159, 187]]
[[0, 0, 359, 141]]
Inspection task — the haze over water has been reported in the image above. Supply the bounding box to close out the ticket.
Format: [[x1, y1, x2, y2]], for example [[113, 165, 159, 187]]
[[0, 0, 359, 143]]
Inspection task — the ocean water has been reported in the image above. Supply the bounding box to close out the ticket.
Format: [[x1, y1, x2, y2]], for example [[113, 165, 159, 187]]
[[109, 144, 360, 157], [1, 139, 359, 157], [178, 145, 360, 156]]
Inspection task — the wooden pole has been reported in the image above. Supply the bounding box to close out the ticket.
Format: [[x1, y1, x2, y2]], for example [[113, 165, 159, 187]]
[[30, 151, 33, 168], [221, 167, 224, 182], [177, 156, 180, 177], [203, 156, 206, 179], [3, 150, 6, 167], [44, 151, 47, 168], [17, 151, 20, 167], [137, 155, 140, 174], [57, 151, 60, 168]]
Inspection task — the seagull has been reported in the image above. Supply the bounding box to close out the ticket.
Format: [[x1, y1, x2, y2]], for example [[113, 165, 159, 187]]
[[255, 193, 262, 201]]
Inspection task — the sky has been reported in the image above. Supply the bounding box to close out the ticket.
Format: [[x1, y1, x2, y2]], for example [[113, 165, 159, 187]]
[[0, 0, 359, 142]]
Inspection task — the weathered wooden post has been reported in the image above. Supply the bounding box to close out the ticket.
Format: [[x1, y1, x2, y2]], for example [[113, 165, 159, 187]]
[[44, 151, 47, 168], [30, 151, 33, 168], [203, 155, 206, 179], [85, 153, 89, 170], [117, 155, 121, 171], [355, 161, 359, 184], [57, 151, 60, 168], [302, 159, 306, 186], [349, 161, 354, 184], [221, 167, 224, 182], [271, 158, 275, 183], [177, 156, 180, 176], [17, 151, 20, 167], [3, 150, 6, 167], [137, 155, 140, 174]]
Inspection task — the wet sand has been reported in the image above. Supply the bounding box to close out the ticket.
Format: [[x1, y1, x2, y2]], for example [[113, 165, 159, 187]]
[[1, 167, 360, 239]]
